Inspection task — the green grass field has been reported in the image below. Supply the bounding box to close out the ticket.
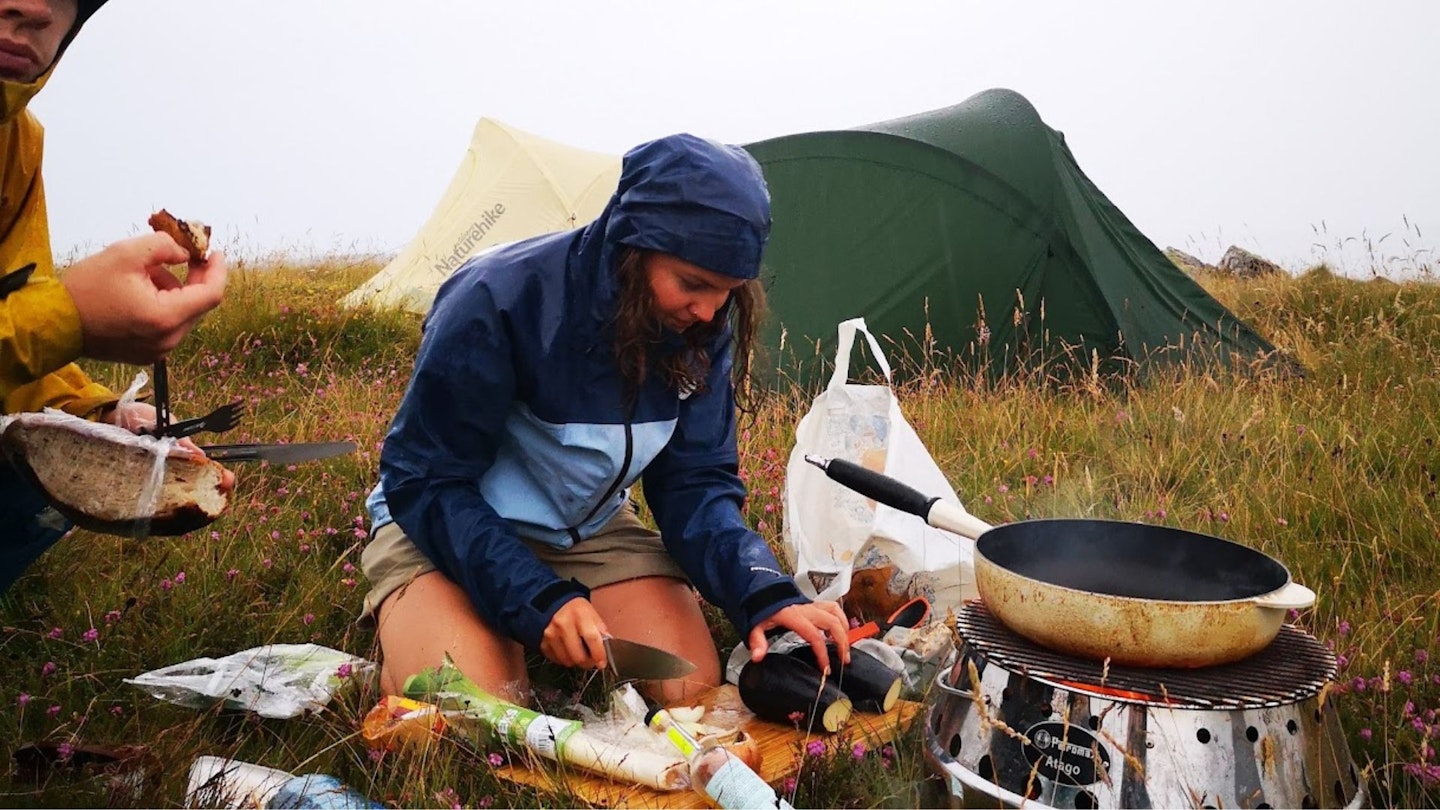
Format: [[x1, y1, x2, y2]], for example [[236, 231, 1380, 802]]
[[2, 256, 1438, 807]]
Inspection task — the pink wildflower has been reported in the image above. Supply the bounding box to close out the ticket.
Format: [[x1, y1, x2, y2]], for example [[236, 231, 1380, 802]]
[[336, 663, 353, 679], [16, 693, 30, 707], [488, 753, 504, 767], [174, 571, 186, 584], [226, 568, 240, 581], [82, 628, 98, 643], [303, 613, 315, 625], [47, 627, 62, 640], [805, 739, 824, 757], [851, 742, 867, 760], [46, 705, 60, 717], [41, 661, 55, 677]]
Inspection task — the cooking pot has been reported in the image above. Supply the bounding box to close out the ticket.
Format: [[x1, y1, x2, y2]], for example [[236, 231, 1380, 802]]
[[804, 455, 1315, 668]]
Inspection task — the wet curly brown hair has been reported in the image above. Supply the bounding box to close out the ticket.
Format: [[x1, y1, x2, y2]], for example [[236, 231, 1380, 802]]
[[611, 247, 765, 413]]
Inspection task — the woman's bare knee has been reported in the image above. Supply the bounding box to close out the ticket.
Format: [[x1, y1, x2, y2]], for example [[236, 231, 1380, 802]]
[[374, 571, 529, 702]]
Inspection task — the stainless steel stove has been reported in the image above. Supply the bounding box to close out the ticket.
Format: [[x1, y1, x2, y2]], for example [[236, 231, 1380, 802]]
[[924, 603, 1366, 809]]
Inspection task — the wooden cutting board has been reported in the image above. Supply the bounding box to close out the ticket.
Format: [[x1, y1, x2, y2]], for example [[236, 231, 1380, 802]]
[[496, 684, 922, 808]]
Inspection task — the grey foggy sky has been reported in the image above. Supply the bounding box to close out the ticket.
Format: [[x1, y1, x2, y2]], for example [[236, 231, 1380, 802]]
[[29, 0, 1440, 276]]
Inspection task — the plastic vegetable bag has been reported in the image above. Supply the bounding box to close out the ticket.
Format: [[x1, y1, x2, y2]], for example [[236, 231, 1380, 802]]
[[125, 644, 373, 719], [782, 318, 977, 615]]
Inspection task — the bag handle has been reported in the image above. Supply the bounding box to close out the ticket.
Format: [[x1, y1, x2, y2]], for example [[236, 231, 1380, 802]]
[[827, 317, 893, 391]]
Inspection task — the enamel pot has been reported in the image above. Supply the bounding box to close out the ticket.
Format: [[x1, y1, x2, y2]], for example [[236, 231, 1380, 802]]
[[804, 456, 1316, 668]]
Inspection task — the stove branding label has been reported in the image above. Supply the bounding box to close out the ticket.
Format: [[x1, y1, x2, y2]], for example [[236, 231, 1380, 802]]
[[1022, 721, 1111, 786]]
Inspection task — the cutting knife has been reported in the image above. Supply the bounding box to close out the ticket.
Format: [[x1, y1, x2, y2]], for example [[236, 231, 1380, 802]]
[[198, 441, 357, 464], [602, 636, 697, 681]]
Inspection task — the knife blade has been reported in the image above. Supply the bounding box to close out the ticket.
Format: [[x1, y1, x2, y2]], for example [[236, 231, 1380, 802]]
[[603, 636, 697, 681], [198, 441, 357, 464]]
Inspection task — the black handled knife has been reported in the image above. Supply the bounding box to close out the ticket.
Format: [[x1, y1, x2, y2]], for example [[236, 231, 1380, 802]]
[[198, 441, 357, 464]]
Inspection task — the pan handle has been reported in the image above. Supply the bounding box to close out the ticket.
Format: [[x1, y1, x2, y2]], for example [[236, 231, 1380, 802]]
[[803, 455, 993, 540], [1249, 581, 1317, 610]]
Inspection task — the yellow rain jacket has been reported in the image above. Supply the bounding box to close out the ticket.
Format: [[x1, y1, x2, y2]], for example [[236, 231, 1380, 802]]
[[3, 2, 125, 594], [0, 9, 117, 419]]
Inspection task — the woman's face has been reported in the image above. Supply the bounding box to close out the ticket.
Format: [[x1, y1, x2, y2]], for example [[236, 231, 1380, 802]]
[[0, 0, 78, 83], [643, 252, 746, 333]]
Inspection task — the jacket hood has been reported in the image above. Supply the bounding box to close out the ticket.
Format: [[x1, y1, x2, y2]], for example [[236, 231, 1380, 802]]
[[1, 0, 110, 124], [591, 133, 771, 281]]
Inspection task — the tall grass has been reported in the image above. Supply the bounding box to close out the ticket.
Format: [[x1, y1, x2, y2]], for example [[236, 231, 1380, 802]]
[[2, 258, 1439, 806]]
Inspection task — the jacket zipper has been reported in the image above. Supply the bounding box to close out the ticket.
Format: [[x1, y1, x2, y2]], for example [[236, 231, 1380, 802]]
[[567, 420, 634, 544]]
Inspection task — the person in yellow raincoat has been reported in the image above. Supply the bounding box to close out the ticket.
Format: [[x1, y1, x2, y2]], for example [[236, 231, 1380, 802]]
[[1, 0, 230, 590]]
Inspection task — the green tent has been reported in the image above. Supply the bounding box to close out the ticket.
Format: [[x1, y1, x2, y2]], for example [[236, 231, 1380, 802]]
[[743, 88, 1281, 383]]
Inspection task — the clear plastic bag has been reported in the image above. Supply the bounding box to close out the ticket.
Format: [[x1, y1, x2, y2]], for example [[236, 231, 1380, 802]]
[[782, 318, 977, 615], [125, 644, 373, 719]]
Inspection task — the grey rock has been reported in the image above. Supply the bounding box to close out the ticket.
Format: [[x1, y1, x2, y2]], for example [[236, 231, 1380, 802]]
[[1217, 246, 1285, 278]]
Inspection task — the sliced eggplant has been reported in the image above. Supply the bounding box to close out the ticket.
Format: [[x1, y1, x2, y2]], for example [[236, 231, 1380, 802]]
[[785, 644, 902, 714], [737, 654, 852, 733]]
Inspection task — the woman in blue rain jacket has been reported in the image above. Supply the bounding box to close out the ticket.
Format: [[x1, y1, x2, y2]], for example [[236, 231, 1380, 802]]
[[361, 133, 848, 703]]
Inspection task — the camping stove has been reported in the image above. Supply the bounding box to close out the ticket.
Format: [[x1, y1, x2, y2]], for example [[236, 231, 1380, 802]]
[[924, 603, 1366, 809]]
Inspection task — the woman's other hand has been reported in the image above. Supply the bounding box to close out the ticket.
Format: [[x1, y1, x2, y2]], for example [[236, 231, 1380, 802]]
[[747, 600, 850, 673], [540, 597, 611, 670]]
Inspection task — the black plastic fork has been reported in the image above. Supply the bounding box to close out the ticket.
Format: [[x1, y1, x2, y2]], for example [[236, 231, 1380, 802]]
[[152, 399, 247, 439]]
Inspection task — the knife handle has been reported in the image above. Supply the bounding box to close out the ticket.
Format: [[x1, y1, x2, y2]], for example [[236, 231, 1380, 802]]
[[196, 444, 258, 461]]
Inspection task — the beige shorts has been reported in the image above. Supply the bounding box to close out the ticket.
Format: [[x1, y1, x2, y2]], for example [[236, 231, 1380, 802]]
[[358, 502, 688, 624]]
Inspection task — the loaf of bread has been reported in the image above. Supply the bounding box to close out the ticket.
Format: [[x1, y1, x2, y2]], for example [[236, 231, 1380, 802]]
[[1, 411, 230, 537], [147, 209, 211, 263]]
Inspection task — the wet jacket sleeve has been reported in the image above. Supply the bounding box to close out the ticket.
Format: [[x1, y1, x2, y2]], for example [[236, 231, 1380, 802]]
[[642, 337, 808, 637], [0, 125, 117, 419], [378, 282, 587, 650], [1, 274, 116, 416]]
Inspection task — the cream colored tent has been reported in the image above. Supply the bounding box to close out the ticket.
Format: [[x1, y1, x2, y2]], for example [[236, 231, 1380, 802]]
[[342, 118, 621, 313]]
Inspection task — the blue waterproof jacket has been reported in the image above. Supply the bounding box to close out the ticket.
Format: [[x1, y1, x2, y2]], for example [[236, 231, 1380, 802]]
[[369, 134, 808, 649]]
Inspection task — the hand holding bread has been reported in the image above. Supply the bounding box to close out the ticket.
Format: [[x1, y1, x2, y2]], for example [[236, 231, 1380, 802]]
[[60, 212, 227, 365]]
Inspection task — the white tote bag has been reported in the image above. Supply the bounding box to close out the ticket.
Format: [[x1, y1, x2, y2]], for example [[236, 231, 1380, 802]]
[[782, 318, 977, 614]]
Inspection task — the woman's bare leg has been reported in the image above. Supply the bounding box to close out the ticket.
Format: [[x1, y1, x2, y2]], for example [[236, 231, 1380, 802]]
[[373, 570, 530, 703], [589, 576, 722, 705]]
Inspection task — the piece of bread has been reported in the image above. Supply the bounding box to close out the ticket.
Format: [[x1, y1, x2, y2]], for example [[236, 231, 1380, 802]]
[[1, 413, 230, 537], [147, 209, 211, 262]]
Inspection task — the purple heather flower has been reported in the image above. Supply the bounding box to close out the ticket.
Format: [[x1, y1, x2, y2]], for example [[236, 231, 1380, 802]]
[[303, 613, 316, 625], [82, 628, 98, 643], [1400, 670, 1415, 685], [47, 627, 62, 640], [488, 753, 504, 768], [173, 571, 186, 584], [46, 705, 60, 717], [336, 663, 353, 679], [41, 661, 56, 677], [1359, 727, 1373, 740], [16, 693, 30, 707], [104, 610, 122, 624], [805, 740, 825, 757], [851, 742, 867, 760]]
